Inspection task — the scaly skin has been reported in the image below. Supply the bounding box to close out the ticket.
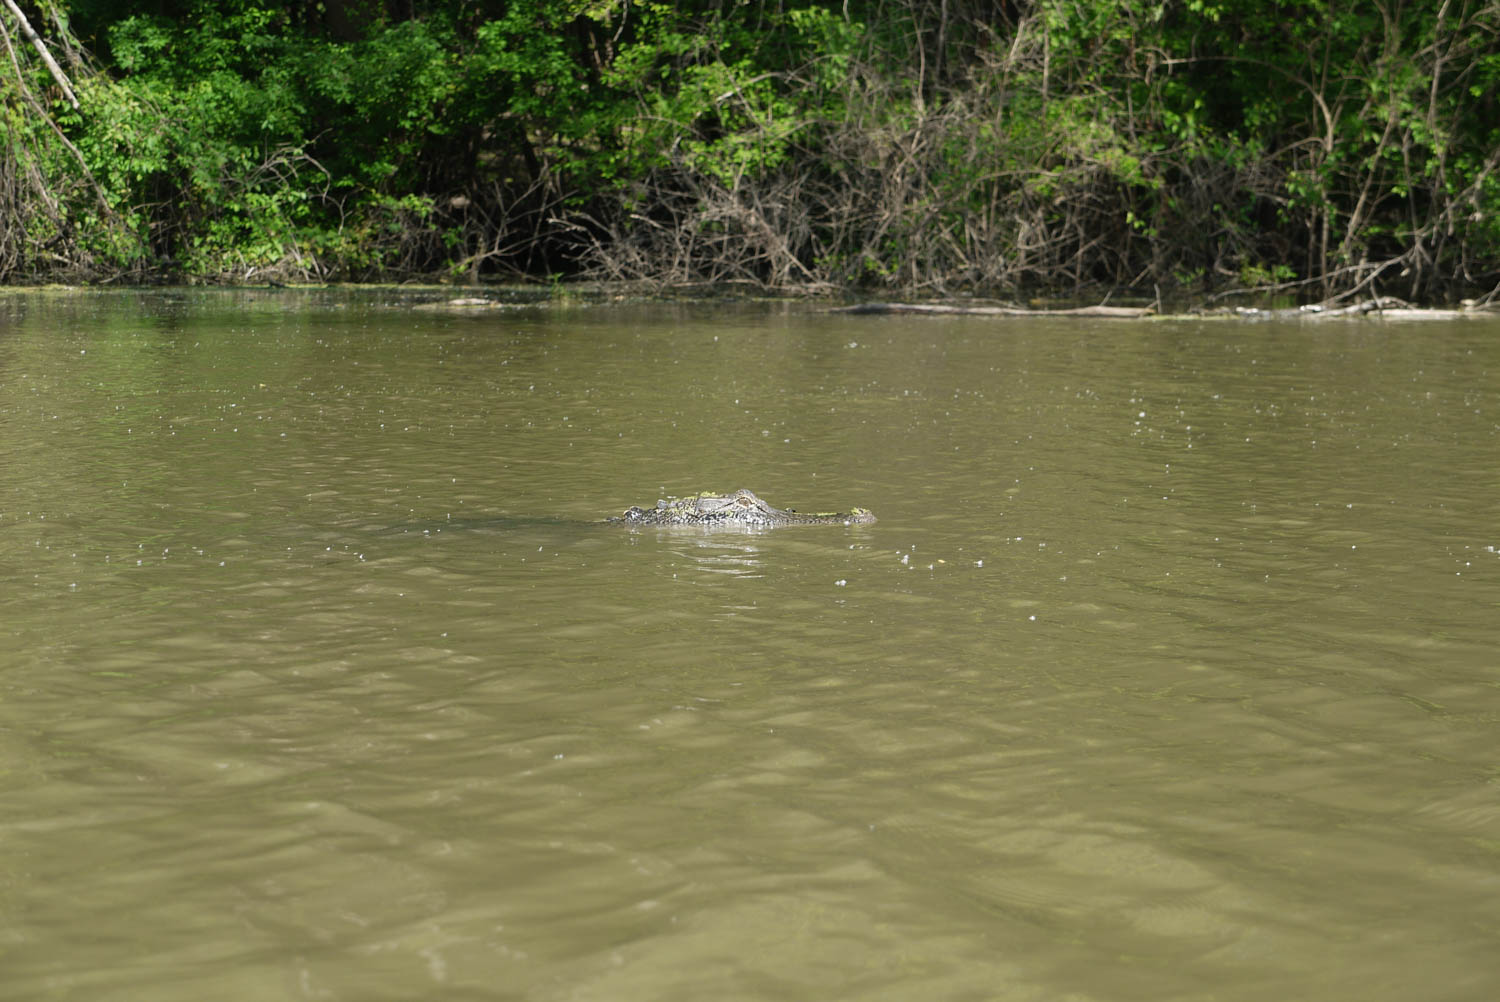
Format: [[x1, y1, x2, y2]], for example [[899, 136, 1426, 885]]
[[610, 488, 876, 527]]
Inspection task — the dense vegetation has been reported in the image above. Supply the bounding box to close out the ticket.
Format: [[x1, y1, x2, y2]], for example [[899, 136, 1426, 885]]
[[2, 0, 1498, 302]]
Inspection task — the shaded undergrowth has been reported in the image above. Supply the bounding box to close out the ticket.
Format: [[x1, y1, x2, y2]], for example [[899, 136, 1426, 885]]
[[2, 1, 1498, 304]]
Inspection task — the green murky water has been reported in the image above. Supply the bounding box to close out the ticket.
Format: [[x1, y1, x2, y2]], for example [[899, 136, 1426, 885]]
[[2, 290, 1498, 1000]]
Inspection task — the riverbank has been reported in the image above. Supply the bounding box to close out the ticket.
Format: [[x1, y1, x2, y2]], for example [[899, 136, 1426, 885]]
[[7, 282, 1496, 322], [831, 298, 1500, 321]]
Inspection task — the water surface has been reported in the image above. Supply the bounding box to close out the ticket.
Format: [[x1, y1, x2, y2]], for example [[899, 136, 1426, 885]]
[[2, 290, 1498, 1000]]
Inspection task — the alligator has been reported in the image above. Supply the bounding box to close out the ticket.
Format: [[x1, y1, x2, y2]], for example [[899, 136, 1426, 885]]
[[609, 488, 876, 527]]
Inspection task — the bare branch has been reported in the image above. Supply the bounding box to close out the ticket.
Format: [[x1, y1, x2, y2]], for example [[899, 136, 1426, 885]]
[[1, 0, 77, 108]]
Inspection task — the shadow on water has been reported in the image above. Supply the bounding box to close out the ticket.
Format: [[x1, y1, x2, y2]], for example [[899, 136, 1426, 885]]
[[377, 514, 597, 537]]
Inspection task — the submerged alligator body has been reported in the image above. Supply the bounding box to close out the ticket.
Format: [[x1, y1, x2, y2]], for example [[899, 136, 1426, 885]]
[[610, 488, 875, 527]]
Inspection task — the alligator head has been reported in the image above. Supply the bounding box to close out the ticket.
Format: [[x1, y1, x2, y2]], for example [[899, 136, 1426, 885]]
[[611, 488, 875, 527]]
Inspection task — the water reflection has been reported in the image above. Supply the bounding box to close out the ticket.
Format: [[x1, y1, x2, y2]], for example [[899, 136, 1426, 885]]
[[663, 533, 765, 580]]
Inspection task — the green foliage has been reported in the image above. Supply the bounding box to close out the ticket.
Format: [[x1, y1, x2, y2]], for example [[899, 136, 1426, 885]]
[[2, 0, 1497, 296]]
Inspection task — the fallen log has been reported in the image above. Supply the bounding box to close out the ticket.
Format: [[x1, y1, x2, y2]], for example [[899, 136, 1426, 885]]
[[833, 296, 1494, 321], [1222, 297, 1405, 319], [833, 302, 1151, 318]]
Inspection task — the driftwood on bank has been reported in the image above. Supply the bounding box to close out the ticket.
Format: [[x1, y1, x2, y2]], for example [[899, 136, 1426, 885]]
[[833, 297, 1491, 320], [834, 302, 1152, 318]]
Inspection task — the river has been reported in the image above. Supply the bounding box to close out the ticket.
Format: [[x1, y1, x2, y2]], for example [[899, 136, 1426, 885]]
[[2, 289, 1498, 1000]]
